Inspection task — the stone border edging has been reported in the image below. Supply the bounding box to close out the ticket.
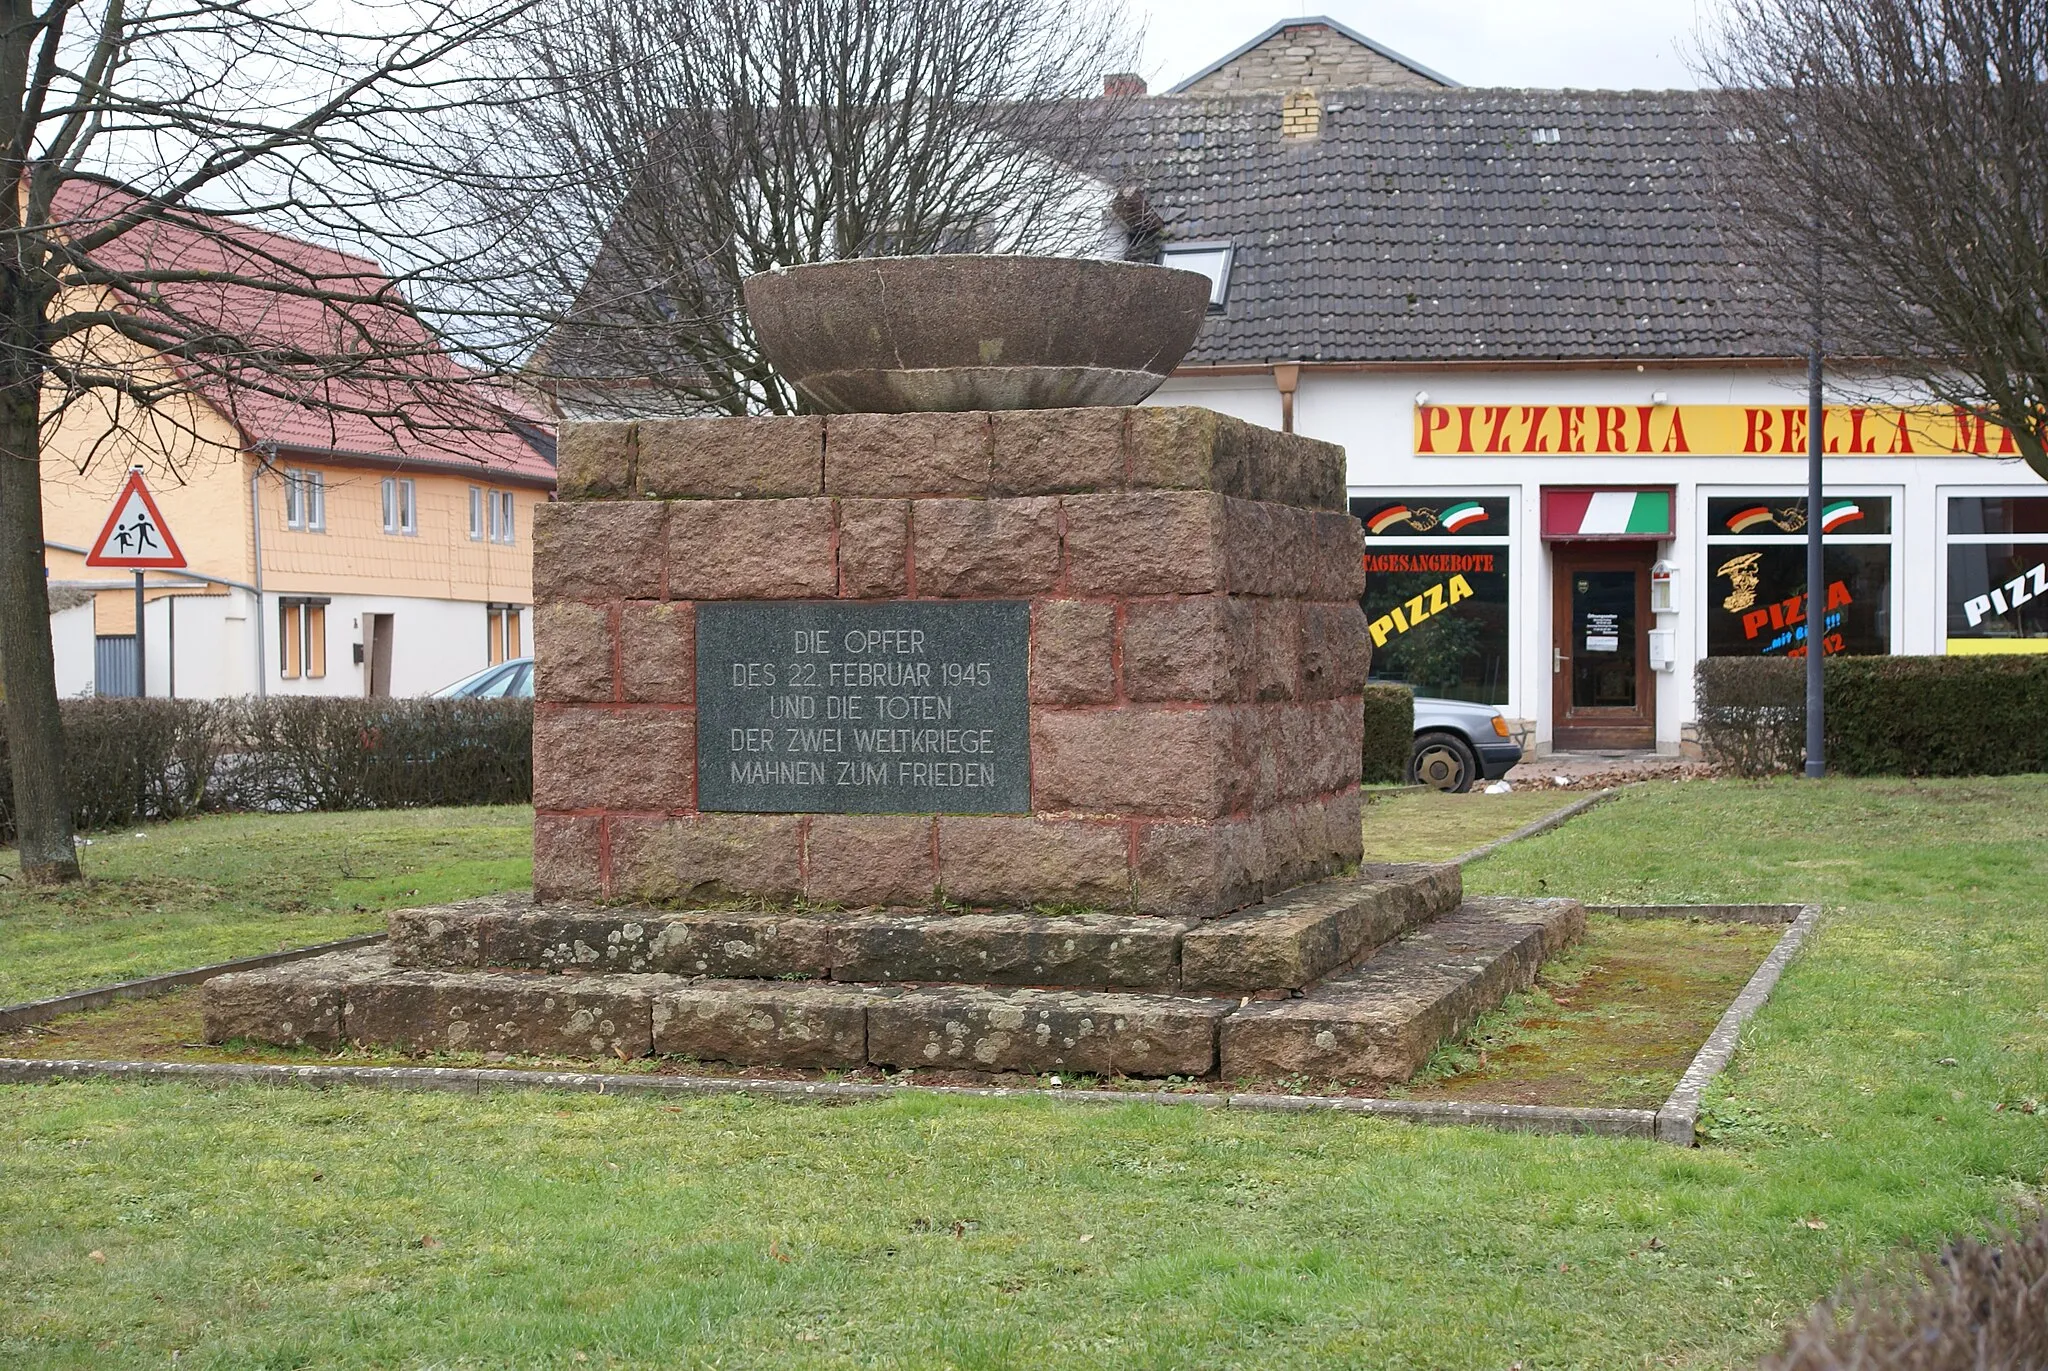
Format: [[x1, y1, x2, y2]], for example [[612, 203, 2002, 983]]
[[1653, 903, 1823, 1145], [0, 933, 387, 1033], [0, 1055, 1659, 1139], [1451, 787, 1617, 866]]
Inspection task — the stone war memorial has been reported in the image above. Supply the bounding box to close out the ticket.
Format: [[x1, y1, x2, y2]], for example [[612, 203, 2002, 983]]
[[205, 255, 1584, 1084]]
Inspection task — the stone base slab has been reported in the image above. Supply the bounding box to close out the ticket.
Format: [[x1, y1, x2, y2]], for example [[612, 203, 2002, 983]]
[[205, 891, 1580, 1083], [1220, 897, 1587, 1085], [388, 861, 1456, 994]]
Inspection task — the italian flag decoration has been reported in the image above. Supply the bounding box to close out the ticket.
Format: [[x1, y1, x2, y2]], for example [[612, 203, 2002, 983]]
[[1542, 489, 1672, 538], [1819, 500, 1864, 532]]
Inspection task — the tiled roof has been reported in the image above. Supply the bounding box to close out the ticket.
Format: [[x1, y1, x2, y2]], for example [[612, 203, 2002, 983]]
[[51, 179, 554, 484], [1110, 88, 1800, 366]]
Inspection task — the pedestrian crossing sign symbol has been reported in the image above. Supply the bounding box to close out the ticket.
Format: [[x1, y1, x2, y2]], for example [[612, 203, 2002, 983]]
[[85, 468, 187, 569]]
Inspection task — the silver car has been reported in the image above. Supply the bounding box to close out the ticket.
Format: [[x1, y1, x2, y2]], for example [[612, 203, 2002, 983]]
[[1410, 695, 1522, 792]]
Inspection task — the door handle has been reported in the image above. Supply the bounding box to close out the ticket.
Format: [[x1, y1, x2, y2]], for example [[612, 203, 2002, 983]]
[[1552, 647, 1564, 674]]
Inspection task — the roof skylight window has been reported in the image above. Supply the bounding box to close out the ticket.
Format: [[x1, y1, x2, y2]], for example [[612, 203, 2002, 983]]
[[1160, 240, 1233, 311]]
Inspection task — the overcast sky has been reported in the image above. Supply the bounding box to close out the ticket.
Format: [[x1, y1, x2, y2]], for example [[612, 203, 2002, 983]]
[[1131, 0, 1729, 92]]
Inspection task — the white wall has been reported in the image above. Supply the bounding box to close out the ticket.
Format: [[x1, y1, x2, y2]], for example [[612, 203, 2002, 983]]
[[1151, 365, 2048, 752], [49, 603, 96, 697]]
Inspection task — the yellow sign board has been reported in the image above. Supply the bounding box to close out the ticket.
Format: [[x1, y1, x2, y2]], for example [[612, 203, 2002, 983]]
[[1413, 404, 2021, 458]]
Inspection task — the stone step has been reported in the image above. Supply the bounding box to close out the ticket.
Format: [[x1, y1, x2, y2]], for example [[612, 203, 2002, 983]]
[[1220, 897, 1587, 1086], [203, 947, 1234, 1076], [384, 862, 1458, 995]]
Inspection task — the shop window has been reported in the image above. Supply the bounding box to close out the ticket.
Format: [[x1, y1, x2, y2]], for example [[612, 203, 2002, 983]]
[[1945, 496, 2048, 650], [283, 469, 324, 532], [1352, 495, 1513, 706], [277, 597, 329, 679], [381, 477, 416, 535], [1704, 495, 1893, 658], [487, 603, 523, 664]]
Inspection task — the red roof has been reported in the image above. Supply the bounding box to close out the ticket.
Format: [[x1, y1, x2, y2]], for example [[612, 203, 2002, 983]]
[[50, 179, 554, 485]]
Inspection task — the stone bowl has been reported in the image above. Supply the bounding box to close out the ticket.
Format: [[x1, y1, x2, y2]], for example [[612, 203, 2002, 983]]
[[741, 255, 1212, 412]]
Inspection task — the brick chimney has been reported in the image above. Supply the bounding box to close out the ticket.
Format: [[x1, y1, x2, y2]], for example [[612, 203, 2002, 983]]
[[1103, 73, 1147, 98]]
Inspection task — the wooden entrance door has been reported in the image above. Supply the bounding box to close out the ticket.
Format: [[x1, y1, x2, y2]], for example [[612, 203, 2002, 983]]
[[1551, 545, 1655, 750]]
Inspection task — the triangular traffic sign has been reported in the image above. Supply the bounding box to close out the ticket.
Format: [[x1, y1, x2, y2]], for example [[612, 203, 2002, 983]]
[[84, 469, 187, 569]]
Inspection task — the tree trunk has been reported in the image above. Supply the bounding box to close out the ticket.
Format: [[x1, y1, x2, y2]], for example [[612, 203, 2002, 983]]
[[0, 367, 79, 883]]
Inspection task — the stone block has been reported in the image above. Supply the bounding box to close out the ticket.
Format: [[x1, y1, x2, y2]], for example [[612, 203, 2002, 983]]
[[867, 986, 1225, 1076], [1125, 407, 1248, 497], [532, 813, 603, 901], [1121, 597, 1252, 703], [1223, 500, 1317, 599], [637, 416, 822, 497], [619, 602, 693, 704], [390, 899, 495, 968], [837, 499, 910, 598], [608, 813, 805, 904], [911, 497, 1061, 596], [533, 502, 667, 602], [1315, 510, 1369, 599], [1249, 600, 1301, 701], [989, 408, 1126, 494], [654, 982, 878, 1068], [1031, 707, 1247, 818], [1299, 603, 1370, 701], [804, 815, 937, 908], [202, 957, 353, 1047], [555, 421, 637, 499], [344, 967, 657, 1058], [1132, 817, 1265, 919], [668, 498, 836, 600], [533, 601, 613, 703], [829, 911, 1187, 987], [480, 907, 833, 978], [532, 707, 693, 813], [1062, 491, 1225, 596], [1180, 864, 1454, 992], [936, 816, 1131, 909], [825, 412, 991, 497], [1030, 599, 1116, 704]]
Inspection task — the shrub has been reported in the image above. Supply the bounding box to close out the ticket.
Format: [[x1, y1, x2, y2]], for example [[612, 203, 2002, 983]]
[[0, 696, 532, 841], [1695, 658, 1806, 777], [1696, 655, 2048, 777], [1360, 683, 1415, 784], [1759, 1219, 2047, 1370]]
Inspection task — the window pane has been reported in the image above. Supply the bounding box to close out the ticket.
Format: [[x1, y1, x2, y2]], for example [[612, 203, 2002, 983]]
[[470, 487, 483, 539], [1706, 544, 1891, 656], [280, 603, 302, 679], [308, 474, 323, 530], [1352, 495, 1511, 538], [307, 605, 327, 679], [1947, 544, 2048, 640], [1706, 495, 1893, 536], [1948, 496, 2048, 536], [1160, 245, 1231, 307], [284, 473, 302, 528], [1361, 545, 1511, 705], [381, 479, 395, 531]]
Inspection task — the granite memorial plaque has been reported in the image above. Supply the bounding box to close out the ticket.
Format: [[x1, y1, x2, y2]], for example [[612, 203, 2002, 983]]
[[696, 601, 1031, 814]]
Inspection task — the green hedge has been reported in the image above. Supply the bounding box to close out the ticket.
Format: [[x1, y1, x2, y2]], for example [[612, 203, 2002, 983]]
[[0, 697, 533, 842], [1361, 683, 1415, 784], [1695, 655, 2048, 777]]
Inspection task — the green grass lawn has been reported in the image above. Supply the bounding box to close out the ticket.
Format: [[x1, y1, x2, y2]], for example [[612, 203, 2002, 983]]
[[2, 778, 2045, 1369], [0, 807, 532, 1004], [1360, 785, 1590, 862]]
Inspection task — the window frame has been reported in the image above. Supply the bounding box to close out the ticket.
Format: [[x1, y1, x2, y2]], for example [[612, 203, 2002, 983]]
[[1937, 486, 2048, 652], [381, 476, 417, 536], [1700, 486, 1901, 658], [1159, 239, 1234, 311], [1351, 487, 1519, 711], [468, 486, 484, 541], [283, 468, 324, 532], [490, 490, 516, 545], [277, 596, 331, 679]]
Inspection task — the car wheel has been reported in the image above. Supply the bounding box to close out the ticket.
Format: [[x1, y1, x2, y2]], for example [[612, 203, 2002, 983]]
[[1411, 731, 1478, 793]]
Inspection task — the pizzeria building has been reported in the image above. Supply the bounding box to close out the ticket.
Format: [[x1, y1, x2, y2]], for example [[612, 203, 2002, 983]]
[[1119, 17, 2048, 753]]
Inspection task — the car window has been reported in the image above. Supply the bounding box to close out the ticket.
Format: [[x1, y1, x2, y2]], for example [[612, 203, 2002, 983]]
[[509, 663, 534, 698]]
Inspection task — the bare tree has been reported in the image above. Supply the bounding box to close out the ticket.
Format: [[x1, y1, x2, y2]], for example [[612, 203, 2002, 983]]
[[0, 0, 543, 883], [1703, 0, 2048, 475], [455, 0, 1140, 418]]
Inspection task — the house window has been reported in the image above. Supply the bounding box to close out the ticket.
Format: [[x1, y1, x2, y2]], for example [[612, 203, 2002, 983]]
[[1704, 495, 1894, 658], [468, 486, 484, 540], [1160, 240, 1233, 311], [381, 477, 416, 535], [278, 597, 329, 680], [489, 490, 516, 545], [487, 603, 523, 664], [1944, 495, 2048, 652], [1353, 494, 1515, 707], [283, 469, 324, 532]]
